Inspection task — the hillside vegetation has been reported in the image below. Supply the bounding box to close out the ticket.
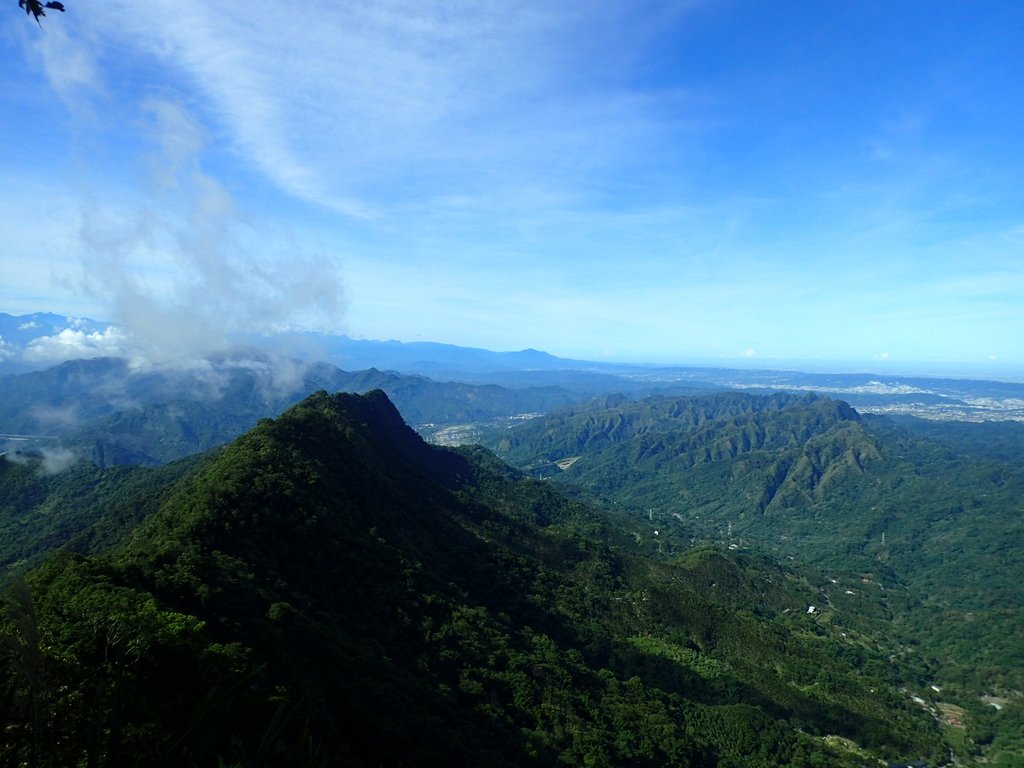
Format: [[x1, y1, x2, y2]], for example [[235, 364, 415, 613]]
[[487, 391, 1024, 764], [1, 391, 948, 766]]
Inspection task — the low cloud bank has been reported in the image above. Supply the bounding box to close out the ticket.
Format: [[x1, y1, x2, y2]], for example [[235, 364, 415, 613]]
[[2, 446, 81, 476], [23, 326, 131, 364]]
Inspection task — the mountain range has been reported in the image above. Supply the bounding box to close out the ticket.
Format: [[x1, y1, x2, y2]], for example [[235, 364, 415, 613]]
[[0, 355, 584, 466], [4, 312, 1023, 421], [482, 391, 1024, 739], [2, 312, 1024, 765], [1, 389, 951, 766]]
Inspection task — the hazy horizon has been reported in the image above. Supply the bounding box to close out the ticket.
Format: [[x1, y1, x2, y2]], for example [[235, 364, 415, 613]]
[[4, 309, 1023, 384], [3, 2, 1023, 377]]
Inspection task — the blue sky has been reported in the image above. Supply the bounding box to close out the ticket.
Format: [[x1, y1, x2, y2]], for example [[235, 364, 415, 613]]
[[2, 0, 1023, 375]]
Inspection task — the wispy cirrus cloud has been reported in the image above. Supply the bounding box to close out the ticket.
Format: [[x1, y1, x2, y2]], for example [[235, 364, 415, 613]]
[[32, 1, 705, 218]]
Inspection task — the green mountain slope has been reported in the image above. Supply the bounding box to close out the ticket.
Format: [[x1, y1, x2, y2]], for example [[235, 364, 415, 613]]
[[486, 391, 1024, 763], [1, 391, 946, 767], [489, 392, 873, 508], [0, 451, 207, 572]]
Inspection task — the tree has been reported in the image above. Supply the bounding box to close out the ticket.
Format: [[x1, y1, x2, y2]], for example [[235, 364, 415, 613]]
[[18, 0, 65, 24]]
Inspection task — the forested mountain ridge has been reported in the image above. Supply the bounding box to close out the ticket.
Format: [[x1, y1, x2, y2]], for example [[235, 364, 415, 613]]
[[486, 391, 1024, 763], [489, 392, 878, 510], [1, 390, 948, 766], [491, 391, 861, 458], [484, 390, 1024, 620]]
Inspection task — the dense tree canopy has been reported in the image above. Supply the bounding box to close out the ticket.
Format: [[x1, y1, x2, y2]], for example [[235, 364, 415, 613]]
[[0, 391, 951, 766]]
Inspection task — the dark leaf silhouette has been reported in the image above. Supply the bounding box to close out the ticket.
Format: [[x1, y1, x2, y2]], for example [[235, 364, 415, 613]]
[[18, 0, 64, 23]]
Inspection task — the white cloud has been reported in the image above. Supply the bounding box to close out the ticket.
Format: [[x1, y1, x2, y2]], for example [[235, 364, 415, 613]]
[[3, 447, 81, 476], [228, 354, 310, 399], [0, 336, 13, 361], [17, 321, 41, 330], [69, 98, 346, 365], [41, 1, 700, 218], [23, 327, 130, 363]]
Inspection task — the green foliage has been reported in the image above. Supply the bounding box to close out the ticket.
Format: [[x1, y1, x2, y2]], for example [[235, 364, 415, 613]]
[[0, 390, 953, 765], [0, 452, 205, 573], [488, 390, 1024, 765], [1, 555, 249, 766]]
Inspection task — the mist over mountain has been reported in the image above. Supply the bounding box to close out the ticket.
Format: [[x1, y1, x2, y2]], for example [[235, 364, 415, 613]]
[[0, 354, 585, 466]]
